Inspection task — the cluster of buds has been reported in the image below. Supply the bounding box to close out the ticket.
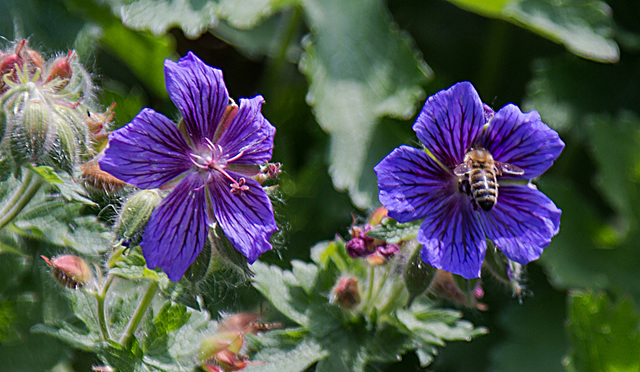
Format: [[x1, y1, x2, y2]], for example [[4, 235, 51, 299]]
[[254, 162, 282, 185], [345, 208, 399, 264], [0, 39, 112, 179], [199, 313, 277, 371]]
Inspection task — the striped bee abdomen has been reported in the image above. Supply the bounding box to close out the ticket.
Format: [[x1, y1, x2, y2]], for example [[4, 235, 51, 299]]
[[469, 167, 498, 211]]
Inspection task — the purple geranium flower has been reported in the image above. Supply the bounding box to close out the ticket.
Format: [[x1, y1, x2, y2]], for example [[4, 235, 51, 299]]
[[99, 52, 277, 281], [374, 82, 563, 279]]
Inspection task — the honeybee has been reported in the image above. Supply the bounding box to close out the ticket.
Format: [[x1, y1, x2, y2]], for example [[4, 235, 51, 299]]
[[454, 146, 524, 211]]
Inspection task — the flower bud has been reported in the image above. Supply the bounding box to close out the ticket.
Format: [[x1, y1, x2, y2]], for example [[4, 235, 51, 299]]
[[41, 254, 92, 289], [46, 51, 74, 88], [428, 270, 485, 310], [199, 332, 254, 372], [11, 96, 55, 164], [0, 40, 26, 91], [114, 190, 162, 246], [331, 277, 361, 309], [367, 207, 388, 226], [80, 161, 128, 196]]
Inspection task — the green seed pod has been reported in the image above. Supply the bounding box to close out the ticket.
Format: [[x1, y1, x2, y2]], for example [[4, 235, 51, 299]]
[[11, 96, 55, 164], [45, 118, 77, 173], [55, 105, 90, 159], [114, 190, 162, 246], [403, 241, 436, 307]]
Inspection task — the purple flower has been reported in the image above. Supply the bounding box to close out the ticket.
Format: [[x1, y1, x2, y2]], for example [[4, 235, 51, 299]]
[[374, 82, 563, 279], [99, 52, 277, 281]]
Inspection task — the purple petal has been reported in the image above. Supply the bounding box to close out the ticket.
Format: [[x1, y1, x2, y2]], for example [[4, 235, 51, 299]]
[[165, 52, 229, 145], [218, 96, 276, 169], [98, 108, 192, 189], [478, 184, 561, 265], [480, 104, 564, 179], [375, 146, 455, 223], [141, 173, 209, 281], [208, 175, 277, 263], [413, 82, 486, 168], [418, 195, 486, 279]]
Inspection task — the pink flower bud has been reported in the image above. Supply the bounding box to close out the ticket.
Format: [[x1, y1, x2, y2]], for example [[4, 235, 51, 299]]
[[41, 255, 92, 289], [331, 277, 361, 309]]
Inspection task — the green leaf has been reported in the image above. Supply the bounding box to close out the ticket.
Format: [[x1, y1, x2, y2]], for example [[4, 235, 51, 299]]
[[584, 112, 640, 229], [12, 199, 111, 256], [99, 0, 218, 38], [217, 0, 298, 29], [504, 0, 619, 63], [245, 335, 328, 372], [252, 261, 310, 326], [366, 218, 421, 244], [299, 0, 431, 208], [447, 0, 619, 63], [566, 291, 640, 372]]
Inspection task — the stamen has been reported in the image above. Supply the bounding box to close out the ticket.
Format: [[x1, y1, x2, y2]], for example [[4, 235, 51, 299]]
[[226, 150, 245, 163]]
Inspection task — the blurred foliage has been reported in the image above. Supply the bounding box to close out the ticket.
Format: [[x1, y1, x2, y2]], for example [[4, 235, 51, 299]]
[[0, 0, 639, 370]]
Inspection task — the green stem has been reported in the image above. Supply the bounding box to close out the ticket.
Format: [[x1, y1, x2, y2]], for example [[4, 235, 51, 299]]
[[96, 274, 115, 341], [0, 170, 44, 230], [119, 280, 158, 347]]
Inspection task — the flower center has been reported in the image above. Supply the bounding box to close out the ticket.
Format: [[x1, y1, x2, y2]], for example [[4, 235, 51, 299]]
[[189, 138, 247, 194]]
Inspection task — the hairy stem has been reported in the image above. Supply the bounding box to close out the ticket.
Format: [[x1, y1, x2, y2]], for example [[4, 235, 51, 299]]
[[119, 280, 159, 347], [0, 170, 44, 230]]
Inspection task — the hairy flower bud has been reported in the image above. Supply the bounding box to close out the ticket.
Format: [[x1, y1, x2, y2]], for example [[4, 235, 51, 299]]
[[114, 190, 162, 246], [331, 277, 361, 309], [12, 95, 55, 164], [41, 254, 92, 289], [46, 50, 74, 90]]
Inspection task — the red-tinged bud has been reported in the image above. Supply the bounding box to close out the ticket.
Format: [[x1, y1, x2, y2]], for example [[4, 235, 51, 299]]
[[218, 312, 282, 336], [25, 49, 45, 72], [46, 51, 74, 81], [331, 277, 361, 309], [368, 207, 388, 226], [0, 40, 26, 86], [79, 161, 128, 196], [428, 270, 486, 310], [366, 252, 386, 266], [41, 255, 92, 289]]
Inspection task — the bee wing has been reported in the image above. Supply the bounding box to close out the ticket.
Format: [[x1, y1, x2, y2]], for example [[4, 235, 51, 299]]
[[496, 161, 524, 176], [453, 162, 472, 176]]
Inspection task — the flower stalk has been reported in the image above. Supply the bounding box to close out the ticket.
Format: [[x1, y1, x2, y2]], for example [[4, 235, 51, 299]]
[[119, 280, 159, 347], [0, 169, 44, 230]]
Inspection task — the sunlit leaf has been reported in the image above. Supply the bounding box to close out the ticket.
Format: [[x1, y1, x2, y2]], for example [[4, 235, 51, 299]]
[[566, 291, 640, 372], [300, 0, 431, 208]]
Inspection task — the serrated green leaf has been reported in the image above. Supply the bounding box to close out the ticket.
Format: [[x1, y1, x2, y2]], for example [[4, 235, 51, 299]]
[[245, 336, 327, 372], [99, 0, 218, 38], [566, 291, 640, 372], [299, 0, 431, 208], [12, 199, 111, 256], [252, 262, 310, 326], [291, 260, 319, 294], [366, 218, 421, 244]]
